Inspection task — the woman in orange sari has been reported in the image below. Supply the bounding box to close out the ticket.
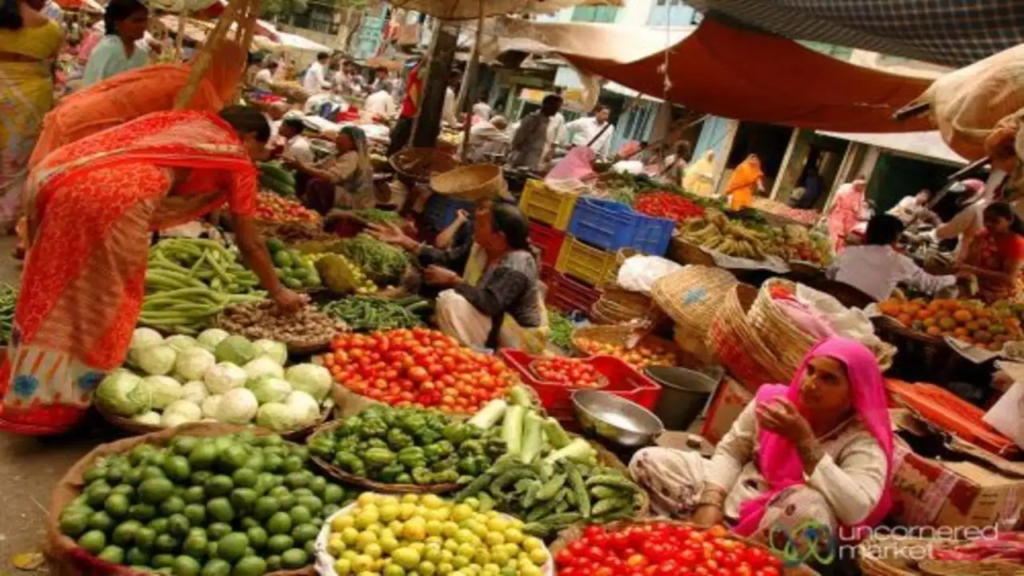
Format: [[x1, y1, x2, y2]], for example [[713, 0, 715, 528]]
[[725, 154, 765, 211], [959, 202, 1024, 303], [0, 107, 303, 435]]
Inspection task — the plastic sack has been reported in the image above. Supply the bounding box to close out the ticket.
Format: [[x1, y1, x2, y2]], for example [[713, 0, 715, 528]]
[[546, 146, 596, 181], [617, 255, 684, 294]]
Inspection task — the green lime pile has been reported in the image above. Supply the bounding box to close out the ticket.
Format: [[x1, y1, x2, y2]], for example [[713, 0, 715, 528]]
[[267, 238, 322, 290], [58, 432, 358, 576]]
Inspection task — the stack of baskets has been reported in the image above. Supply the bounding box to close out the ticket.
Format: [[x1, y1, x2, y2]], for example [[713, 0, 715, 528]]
[[589, 248, 665, 326], [651, 265, 739, 366]]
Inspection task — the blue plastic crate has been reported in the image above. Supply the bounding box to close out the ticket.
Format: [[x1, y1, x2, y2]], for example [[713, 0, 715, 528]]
[[567, 197, 674, 254], [423, 195, 475, 234]]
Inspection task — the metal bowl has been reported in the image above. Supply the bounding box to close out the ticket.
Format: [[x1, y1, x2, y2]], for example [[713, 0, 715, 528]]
[[572, 390, 665, 447]]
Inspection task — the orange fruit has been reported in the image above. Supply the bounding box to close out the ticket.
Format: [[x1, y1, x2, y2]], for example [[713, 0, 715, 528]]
[[926, 326, 942, 336], [916, 309, 933, 320], [953, 309, 973, 323], [966, 321, 981, 331], [922, 318, 937, 328], [879, 300, 902, 316], [938, 317, 957, 330], [927, 301, 943, 311], [904, 304, 922, 316], [897, 314, 914, 326], [954, 327, 969, 337], [944, 300, 960, 311]]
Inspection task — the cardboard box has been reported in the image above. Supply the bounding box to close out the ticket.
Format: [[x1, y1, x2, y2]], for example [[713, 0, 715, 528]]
[[890, 411, 1024, 530], [700, 376, 753, 445]]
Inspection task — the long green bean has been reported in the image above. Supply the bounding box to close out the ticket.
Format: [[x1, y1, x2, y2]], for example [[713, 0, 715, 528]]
[[321, 296, 425, 332]]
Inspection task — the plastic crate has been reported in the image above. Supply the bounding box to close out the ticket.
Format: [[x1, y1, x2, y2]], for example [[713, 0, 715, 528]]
[[528, 221, 566, 269], [500, 349, 663, 422], [422, 194, 474, 234], [555, 235, 619, 286], [544, 266, 602, 313], [567, 197, 675, 254], [518, 179, 578, 230]]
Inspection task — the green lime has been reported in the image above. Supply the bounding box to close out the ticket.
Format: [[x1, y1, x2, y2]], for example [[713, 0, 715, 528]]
[[189, 444, 219, 470], [191, 471, 213, 486], [262, 454, 283, 473], [104, 466, 126, 485], [83, 465, 107, 484], [265, 534, 293, 554], [266, 555, 281, 572], [246, 526, 268, 550], [206, 522, 232, 541], [280, 548, 308, 569], [307, 476, 327, 496], [147, 517, 169, 535], [291, 523, 318, 545], [182, 486, 205, 505], [172, 436, 200, 456], [129, 444, 157, 467], [219, 446, 250, 472], [129, 503, 156, 522], [281, 456, 304, 474], [78, 530, 106, 554], [141, 465, 167, 481], [232, 468, 258, 489], [284, 472, 307, 489], [151, 553, 175, 568], [85, 483, 111, 508], [174, 555, 202, 576], [252, 497, 279, 521], [239, 517, 259, 530], [125, 546, 150, 566], [160, 495, 186, 516], [230, 488, 258, 513], [167, 513, 191, 538], [267, 485, 289, 499], [216, 533, 248, 562], [111, 484, 134, 498], [123, 467, 144, 486], [111, 520, 142, 547], [303, 539, 316, 557], [200, 558, 231, 576], [183, 532, 209, 558], [88, 511, 114, 532], [183, 503, 206, 526], [139, 478, 174, 504], [97, 545, 125, 564], [163, 455, 192, 483], [289, 505, 311, 525], [266, 511, 292, 535], [206, 497, 235, 524], [242, 454, 265, 473], [205, 475, 234, 497], [103, 493, 130, 519], [290, 488, 313, 499], [135, 527, 156, 551], [154, 533, 179, 553], [60, 509, 90, 537], [296, 495, 322, 516], [232, 555, 268, 576]]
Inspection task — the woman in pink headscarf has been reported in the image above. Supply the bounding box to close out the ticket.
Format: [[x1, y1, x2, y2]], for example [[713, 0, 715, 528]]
[[827, 178, 869, 252], [630, 337, 893, 551]]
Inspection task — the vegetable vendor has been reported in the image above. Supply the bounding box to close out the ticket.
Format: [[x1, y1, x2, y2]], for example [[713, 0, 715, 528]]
[[826, 177, 869, 252], [0, 107, 304, 435], [684, 150, 715, 196], [957, 202, 1024, 303], [286, 125, 374, 215], [724, 154, 765, 212], [630, 337, 893, 551]]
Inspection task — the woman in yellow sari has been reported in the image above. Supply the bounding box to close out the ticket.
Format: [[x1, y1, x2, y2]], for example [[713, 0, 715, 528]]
[[726, 154, 766, 212], [683, 150, 715, 196], [0, 0, 62, 233]]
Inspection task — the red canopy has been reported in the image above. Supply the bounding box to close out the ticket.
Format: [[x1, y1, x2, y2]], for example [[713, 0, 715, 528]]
[[554, 19, 933, 132]]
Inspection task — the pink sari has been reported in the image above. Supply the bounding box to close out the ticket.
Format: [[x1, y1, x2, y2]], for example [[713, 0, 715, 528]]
[[733, 336, 894, 538], [827, 185, 865, 252]]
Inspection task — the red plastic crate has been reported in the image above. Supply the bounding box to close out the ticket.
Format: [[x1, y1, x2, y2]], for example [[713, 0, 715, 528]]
[[528, 221, 566, 269], [544, 267, 601, 313], [500, 349, 662, 423]]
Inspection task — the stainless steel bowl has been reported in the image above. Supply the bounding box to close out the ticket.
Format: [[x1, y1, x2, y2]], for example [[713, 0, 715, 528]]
[[572, 390, 665, 447]]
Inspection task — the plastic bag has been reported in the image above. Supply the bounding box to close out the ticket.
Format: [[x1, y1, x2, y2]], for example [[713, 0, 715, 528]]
[[616, 255, 684, 294]]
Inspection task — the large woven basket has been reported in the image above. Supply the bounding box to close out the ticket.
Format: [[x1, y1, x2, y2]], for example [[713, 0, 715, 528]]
[[651, 266, 739, 363], [707, 283, 793, 391], [857, 535, 1023, 576], [390, 147, 458, 182], [430, 164, 506, 202]]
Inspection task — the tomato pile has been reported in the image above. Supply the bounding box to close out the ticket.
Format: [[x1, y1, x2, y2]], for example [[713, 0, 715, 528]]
[[635, 192, 706, 224], [531, 357, 605, 388], [556, 523, 784, 576], [576, 337, 679, 371], [324, 328, 515, 413], [256, 192, 320, 223]]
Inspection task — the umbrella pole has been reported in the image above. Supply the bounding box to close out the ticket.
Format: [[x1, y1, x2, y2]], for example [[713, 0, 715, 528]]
[[176, 10, 188, 60], [459, 4, 484, 163]]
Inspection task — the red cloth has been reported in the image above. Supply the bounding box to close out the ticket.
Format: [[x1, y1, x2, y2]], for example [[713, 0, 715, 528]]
[[400, 61, 424, 118]]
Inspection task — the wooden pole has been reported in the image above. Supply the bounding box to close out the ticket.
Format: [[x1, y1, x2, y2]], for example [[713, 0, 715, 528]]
[[175, 10, 187, 61], [458, 5, 484, 163], [411, 21, 458, 149]]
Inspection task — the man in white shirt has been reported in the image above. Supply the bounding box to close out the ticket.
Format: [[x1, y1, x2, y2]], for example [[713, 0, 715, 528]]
[[565, 104, 614, 157], [888, 189, 941, 227], [829, 214, 956, 301], [253, 61, 277, 90], [279, 118, 315, 165], [303, 52, 331, 94], [442, 70, 461, 126], [364, 81, 397, 119]]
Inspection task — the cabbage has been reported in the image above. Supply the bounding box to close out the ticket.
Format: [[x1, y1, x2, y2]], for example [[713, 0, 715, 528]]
[[132, 411, 162, 426], [95, 370, 151, 416], [140, 375, 182, 409], [130, 328, 163, 351], [180, 381, 208, 404], [196, 328, 230, 351], [175, 347, 216, 381], [252, 339, 288, 366], [136, 345, 177, 376], [215, 335, 256, 365], [243, 357, 284, 382], [285, 390, 320, 426], [201, 394, 223, 419], [218, 388, 259, 424], [162, 413, 195, 428], [164, 335, 198, 354], [164, 399, 202, 422], [256, 402, 298, 432], [285, 364, 332, 401], [248, 376, 292, 404], [204, 362, 248, 394]]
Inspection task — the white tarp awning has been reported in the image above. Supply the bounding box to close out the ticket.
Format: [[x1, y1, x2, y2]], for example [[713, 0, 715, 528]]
[[818, 130, 966, 166], [274, 31, 332, 53]]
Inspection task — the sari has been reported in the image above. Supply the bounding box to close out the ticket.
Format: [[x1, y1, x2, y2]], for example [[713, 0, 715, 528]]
[[0, 111, 258, 435], [683, 150, 714, 196], [963, 229, 1024, 302], [827, 183, 866, 252], [0, 19, 63, 232], [726, 157, 763, 211]]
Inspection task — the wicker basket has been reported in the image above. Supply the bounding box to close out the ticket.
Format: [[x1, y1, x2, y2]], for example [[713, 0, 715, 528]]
[[571, 324, 682, 369], [855, 535, 1024, 576], [668, 237, 717, 267], [430, 164, 507, 202], [390, 148, 459, 182], [254, 219, 325, 244], [708, 284, 793, 391], [651, 265, 739, 363]]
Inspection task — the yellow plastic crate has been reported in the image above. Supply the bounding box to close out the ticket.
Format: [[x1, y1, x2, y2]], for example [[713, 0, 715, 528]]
[[519, 179, 578, 231], [555, 235, 619, 287]]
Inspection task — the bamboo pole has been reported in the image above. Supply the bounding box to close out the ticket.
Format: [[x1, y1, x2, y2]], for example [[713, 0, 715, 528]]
[[175, 9, 187, 60], [458, 3, 484, 163]]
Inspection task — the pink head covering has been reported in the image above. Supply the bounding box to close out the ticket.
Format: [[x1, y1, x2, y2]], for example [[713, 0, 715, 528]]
[[733, 336, 894, 538]]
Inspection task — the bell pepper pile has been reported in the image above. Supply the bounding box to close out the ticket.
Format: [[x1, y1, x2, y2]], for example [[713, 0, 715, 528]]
[[635, 192, 706, 224]]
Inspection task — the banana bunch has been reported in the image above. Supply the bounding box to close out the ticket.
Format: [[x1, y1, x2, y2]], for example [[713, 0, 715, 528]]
[[258, 162, 297, 197], [678, 211, 770, 261]]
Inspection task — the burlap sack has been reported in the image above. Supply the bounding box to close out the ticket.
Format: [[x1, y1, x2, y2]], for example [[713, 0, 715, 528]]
[[46, 422, 315, 576]]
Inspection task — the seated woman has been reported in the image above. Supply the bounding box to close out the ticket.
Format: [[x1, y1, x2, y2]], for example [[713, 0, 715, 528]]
[[828, 214, 957, 301], [286, 125, 374, 215], [958, 202, 1024, 303], [631, 337, 893, 548]]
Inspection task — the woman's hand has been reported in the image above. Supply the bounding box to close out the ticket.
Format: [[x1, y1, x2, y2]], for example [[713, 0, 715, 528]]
[[424, 265, 461, 287], [756, 398, 814, 444], [692, 505, 724, 527], [367, 222, 418, 251], [272, 288, 307, 314]]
